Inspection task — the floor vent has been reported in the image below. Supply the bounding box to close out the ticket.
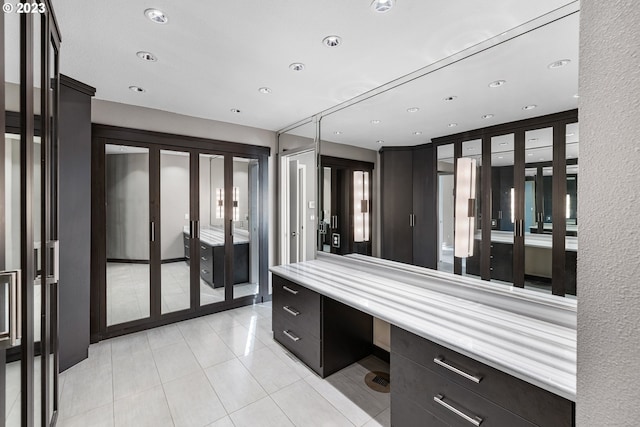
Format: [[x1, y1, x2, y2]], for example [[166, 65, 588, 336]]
[[365, 371, 391, 393]]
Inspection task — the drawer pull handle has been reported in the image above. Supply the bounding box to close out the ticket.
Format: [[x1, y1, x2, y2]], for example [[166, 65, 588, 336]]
[[434, 356, 482, 383], [433, 394, 483, 426], [283, 330, 300, 342], [282, 285, 299, 295], [283, 306, 300, 316]]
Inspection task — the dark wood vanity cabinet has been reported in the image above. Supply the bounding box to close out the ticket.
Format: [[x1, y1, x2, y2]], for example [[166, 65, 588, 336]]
[[272, 275, 373, 377], [391, 326, 574, 427], [465, 241, 513, 282], [380, 145, 437, 269]]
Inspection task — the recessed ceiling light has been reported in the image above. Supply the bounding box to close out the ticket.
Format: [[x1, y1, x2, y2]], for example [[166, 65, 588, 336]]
[[377, 140, 384, 144], [258, 87, 272, 94], [488, 80, 506, 88], [129, 85, 145, 93], [144, 8, 168, 24], [136, 51, 157, 62], [230, 108, 241, 113], [407, 107, 419, 113], [522, 104, 537, 110], [371, 0, 394, 13], [548, 59, 571, 69], [334, 131, 342, 135], [573, 94, 580, 98], [443, 96, 457, 101], [322, 35, 342, 47], [371, 120, 381, 124], [413, 131, 422, 136], [482, 114, 494, 119], [289, 63, 305, 71], [448, 123, 458, 128]]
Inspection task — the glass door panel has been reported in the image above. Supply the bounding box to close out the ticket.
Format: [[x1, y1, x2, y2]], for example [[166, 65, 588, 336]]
[[566, 123, 579, 296], [524, 128, 553, 293], [437, 144, 454, 273], [105, 145, 151, 325], [460, 139, 481, 278], [233, 157, 259, 300], [490, 134, 515, 284], [160, 150, 190, 314], [199, 154, 225, 306], [320, 167, 332, 253]]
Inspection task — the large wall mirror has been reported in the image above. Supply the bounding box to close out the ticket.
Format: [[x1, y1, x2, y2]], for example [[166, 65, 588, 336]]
[[298, 3, 579, 298]]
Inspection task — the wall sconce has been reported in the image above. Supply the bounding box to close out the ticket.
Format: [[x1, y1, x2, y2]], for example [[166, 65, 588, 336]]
[[454, 158, 477, 258], [215, 187, 239, 220], [354, 171, 370, 242]]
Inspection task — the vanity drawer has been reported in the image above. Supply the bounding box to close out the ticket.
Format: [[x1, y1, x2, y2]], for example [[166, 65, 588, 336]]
[[391, 392, 448, 427], [273, 313, 321, 374], [392, 353, 536, 427], [391, 326, 573, 426], [273, 276, 321, 337]]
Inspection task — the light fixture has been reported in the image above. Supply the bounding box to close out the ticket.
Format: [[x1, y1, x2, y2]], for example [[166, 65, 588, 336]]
[[407, 107, 419, 113], [334, 131, 343, 135], [129, 85, 145, 93], [216, 187, 239, 220], [573, 94, 580, 99], [136, 51, 157, 62], [488, 80, 506, 88], [454, 157, 477, 258], [481, 114, 494, 119], [144, 8, 168, 24], [510, 188, 515, 223], [522, 104, 537, 110], [289, 62, 305, 71], [413, 131, 422, 136], [230, 108, 241, 113], [448, 123, 458, 128], [353, 171, 370, 242], [443, 96, 457, 101], [322, 35, 342, 47], [371, 0, 394, 13], [377, 140, 384, 144], [548, 59, 571, 69], [258, 87, 272, 94], [233, 187, 239, 221], [371, 120, 381, 124]]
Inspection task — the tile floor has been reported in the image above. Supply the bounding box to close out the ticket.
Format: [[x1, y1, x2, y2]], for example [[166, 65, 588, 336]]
[[58, 302, 391, 427]]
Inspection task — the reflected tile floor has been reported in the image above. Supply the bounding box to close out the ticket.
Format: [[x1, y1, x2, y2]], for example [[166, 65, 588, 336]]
[[58, 302, 391, 427]]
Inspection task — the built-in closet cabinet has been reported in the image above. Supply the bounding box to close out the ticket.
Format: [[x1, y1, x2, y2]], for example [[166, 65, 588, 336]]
[[380, 145, 437, 269]]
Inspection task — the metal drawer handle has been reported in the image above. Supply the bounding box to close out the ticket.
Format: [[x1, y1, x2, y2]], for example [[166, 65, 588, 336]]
[[283, 306, 300, 316], [283, 330, 300, 342], [201, 256, 208, 261], [433, 356, 482, 383], [433, 394, 483, 426], [282, 285, 299, 295]]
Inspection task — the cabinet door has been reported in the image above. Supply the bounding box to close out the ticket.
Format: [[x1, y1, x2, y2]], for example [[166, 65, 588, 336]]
[[381, 149, 414, 264], [412, 145, 437, 268]]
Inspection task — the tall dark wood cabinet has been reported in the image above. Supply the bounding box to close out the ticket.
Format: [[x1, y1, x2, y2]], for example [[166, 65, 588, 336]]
[[380, 145, 437, 268], [59, 75, 95, 371]]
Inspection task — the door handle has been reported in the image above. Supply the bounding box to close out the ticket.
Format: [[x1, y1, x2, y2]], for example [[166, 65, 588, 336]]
[[47, 240, 59, 283], [150, 221, 155, 242], [0, 270, 22, 346]]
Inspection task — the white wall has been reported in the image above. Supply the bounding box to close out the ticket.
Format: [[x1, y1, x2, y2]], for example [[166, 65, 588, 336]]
[[578, 0, 640, 423]]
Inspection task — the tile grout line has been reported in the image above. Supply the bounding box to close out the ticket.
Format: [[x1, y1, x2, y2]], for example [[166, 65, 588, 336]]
[[146, 331, 178, 427]]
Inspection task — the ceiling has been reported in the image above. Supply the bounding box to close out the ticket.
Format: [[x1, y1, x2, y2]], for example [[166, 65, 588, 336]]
[[45, 0, 579, 140]]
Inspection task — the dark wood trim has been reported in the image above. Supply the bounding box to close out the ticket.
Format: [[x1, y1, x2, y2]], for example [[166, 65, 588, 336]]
[[432, 110, 578, 146], [552, 124, 567, 296], [93, 124, 270, 158], [20, 12, 35, 426], [150, 148, 161, 320], [513, 130, 525, 287], [259, 154, 269, 300], [480, 135, 492, 280], [321, 155, 374, 171], [59, 74, 95, 96], [0, 10, 5, 272], [90, 137, 106, 343], [190, 151, 199, 309], [224, 154, 233, 302], [453, 141, 462, 275]]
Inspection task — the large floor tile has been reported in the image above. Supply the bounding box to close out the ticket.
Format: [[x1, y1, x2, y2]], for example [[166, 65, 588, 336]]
[[206, 416, 235, 427], [217, 324, 266, 357], [112, 348, 161, 400], [266, 342, 316, 379], [152, 341, 203, 383], [114, 385, 173, 427], [271, 380, 355, 427], [204, 311, 244, 333], [205, 358, 267, 413], [59, 363, 113, 420], [184, 329, 237, 369], [147, 324, 185, 350], [58, 403, 114, 427], [229, 396, 294, 427], [362, 408, 391, 427], [163, 371, 227, 427], [238, 346, 301, 394], [110, 331, 151, 359]]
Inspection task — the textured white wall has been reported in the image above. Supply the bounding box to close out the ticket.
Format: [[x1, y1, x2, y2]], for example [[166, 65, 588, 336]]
[[578, 1, 640, 424]]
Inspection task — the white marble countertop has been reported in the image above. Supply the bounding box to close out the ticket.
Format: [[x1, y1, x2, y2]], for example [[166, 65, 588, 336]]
[[476, 230, 578, 251], [183, 225, 249, 246], [270, 253, 576, 401]]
